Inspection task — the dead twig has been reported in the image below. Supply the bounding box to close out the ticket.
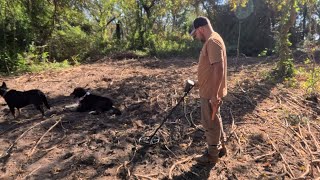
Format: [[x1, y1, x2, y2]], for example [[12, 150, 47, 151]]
[[237, 80, 246, 93], [28, 118, 62, 157], [267, 135, 295, 178], [312, 159, 320, 163], [288, 126, 313, 157], [298, 163, 310, 179], [22, 165, 42, 179], [116, 161, 131, 178], [298, 124, 315, 158], [0, 118, 51, 161], [253, 151, 276, 161], [233, 131, 242, 156], [228, 107, 236, 137], [185, 103, 199, 127], [286, 142, 303, 157], [164, 144, 178, 158], [307, 122, 320, 151], [228, 108, 242, 156], [133, 173, 158, 180], [168, 156, 197, 179], [116, 140, 138, 178]]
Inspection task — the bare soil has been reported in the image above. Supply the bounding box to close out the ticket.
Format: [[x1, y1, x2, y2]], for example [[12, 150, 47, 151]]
[[0, 57, 320, 180]]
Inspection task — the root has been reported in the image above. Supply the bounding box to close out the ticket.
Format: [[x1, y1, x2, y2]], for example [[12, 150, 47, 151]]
[[168, 156, 196, 179], [0, 118, 52, 162], [267, 135, 295, 178], [28, 118, 62, 157], [253, 151, 276, 161], [134, 173, 158, 180]]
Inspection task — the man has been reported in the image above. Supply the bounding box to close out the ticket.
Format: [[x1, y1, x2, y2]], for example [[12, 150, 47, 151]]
[[190, 16, 228, 165]]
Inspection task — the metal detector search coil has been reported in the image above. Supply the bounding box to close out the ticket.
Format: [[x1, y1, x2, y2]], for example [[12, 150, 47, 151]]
[[138, 135, 160, 145]]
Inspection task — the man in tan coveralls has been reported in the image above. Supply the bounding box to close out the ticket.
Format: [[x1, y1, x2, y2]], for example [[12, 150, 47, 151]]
[[190, 16, 228, 165]]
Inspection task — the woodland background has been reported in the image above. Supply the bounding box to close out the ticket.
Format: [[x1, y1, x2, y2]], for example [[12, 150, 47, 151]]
[[0, 0, 319, 75]]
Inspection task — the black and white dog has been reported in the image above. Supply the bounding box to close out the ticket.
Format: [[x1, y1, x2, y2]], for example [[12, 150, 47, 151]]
[[0, 82, 50, 118], [70, 87, 121, 115]]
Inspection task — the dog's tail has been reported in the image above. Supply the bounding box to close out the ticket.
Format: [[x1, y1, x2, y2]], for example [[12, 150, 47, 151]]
[[111, 106, 121, 116], [40, 92, 50, 109]]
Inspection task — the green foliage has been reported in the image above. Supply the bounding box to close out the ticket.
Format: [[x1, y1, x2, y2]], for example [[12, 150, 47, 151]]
[[287, 114, 308, 126], [18, 60, 70, 73], [283, 76, 298, 88], [0, 52, 13, 74], [258, 49, 269, 57], [16, 42, 70, 73], [49, 23, 93, 62], [296, 58, 320, 95], [0, 0, 319, 75], [277, 58, 296, 78], [154, 33, 202, 58]]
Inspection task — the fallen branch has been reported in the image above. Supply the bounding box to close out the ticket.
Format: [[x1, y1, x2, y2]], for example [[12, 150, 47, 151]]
[[134, 173, 158, 180], [312, 159, 320, 164], [116, 140, 138, 178], [228, 107, 239, 146], [0, 118, 51, 161], [298, 124, 315, 158], [307, 122, 320, 151], [253, 151, 276, 161], [288, 125, 313, 158], [237, 80, 246, 93], [233, 131, 242, 156], [267, 135, 295, 178], [164, 144, 178, 158], [28, 118, 62, 157], [116, 161, 130, 178], [169, 156, 197, 179], [22, 165, 42, 179], [286, 142, 303, 157], [227, 108, 243, 155], [298, 163, 310, 179]]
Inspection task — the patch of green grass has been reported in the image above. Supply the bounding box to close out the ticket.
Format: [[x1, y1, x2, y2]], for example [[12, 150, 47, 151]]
[[18, 60, 71, 73]]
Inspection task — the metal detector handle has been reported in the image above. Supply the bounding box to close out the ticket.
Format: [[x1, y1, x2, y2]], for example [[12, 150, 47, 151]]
[[184, 79, 195, 93], [148, 89, 193, 143]]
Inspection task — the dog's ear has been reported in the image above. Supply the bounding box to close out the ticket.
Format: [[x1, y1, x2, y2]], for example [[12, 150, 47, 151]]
[[1, 82, 7, 88]]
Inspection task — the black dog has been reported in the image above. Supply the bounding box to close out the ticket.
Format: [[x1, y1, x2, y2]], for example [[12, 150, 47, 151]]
[[0, 82, 50, 118], [70, 87, 121, 115]]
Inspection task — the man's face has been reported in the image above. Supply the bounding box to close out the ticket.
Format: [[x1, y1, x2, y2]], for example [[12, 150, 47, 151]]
[[192, 27, 205, 43]]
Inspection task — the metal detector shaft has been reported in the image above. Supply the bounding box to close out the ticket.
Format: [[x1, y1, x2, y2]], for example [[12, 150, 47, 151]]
[[147, 91, 190, 143]]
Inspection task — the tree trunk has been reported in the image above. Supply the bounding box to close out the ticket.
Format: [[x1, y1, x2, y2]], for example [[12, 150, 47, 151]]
[[278, 0, 297, 77]]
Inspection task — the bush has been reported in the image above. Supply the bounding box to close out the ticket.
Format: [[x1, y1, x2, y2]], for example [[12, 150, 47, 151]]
[[16, 42, 70, 73], [153, 33, 202, 58], [48, 23, 93, 62], [296, 58, 320, 95]]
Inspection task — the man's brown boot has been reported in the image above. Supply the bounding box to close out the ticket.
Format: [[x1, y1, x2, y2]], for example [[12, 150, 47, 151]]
[[195, 153, 219, 165], [196, 147, 219, 165]]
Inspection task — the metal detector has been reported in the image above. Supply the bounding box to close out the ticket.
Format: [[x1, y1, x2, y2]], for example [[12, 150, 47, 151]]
[[139, 80, 195, 145]]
